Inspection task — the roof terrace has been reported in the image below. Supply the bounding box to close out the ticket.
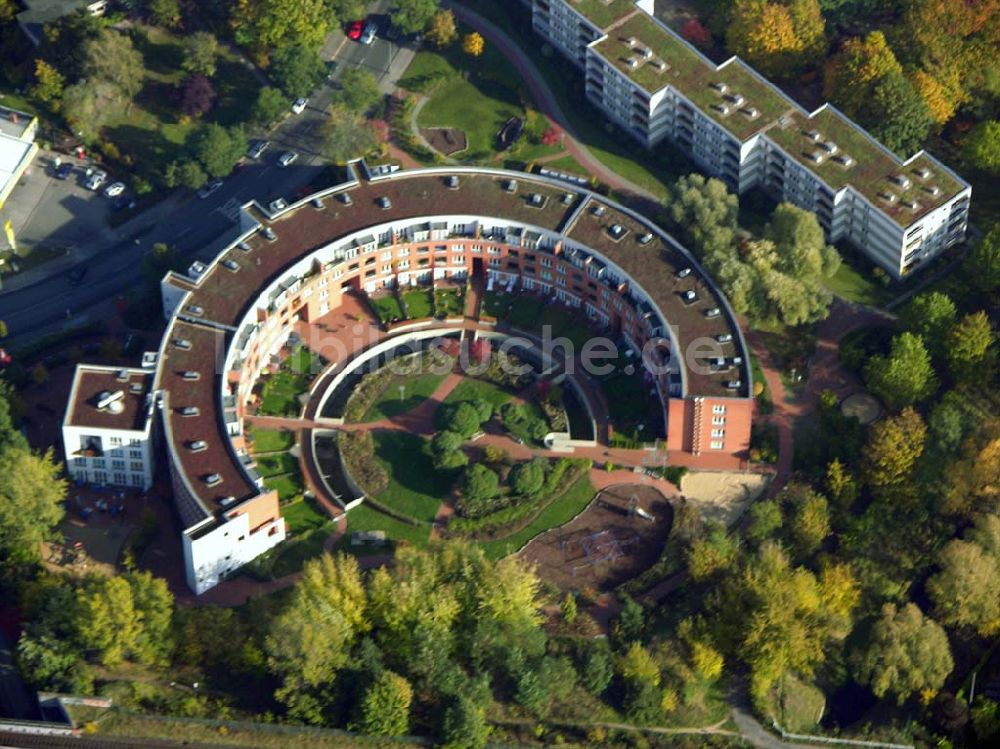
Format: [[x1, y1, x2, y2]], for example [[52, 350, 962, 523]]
[[65, 366, 153, 432]]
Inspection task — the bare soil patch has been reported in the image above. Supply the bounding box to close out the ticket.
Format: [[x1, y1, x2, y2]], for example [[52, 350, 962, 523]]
[[519, 484, 672, 592], [420, 127, 467, 156]]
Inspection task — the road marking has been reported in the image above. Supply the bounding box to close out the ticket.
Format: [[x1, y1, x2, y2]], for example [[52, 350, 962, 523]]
[[216, 198, 243, 221]]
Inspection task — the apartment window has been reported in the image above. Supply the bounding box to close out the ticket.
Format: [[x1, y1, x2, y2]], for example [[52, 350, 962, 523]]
[[712, 405, 726, 414], [130, 474, 144, 487], [92, 458, 106, 469], [397, 247, 409, 256], [94, 471, 107, 483], [113, 472, 126, 484], [711, 429, 725, 438], [109, 436, 123, 446], [112, 459, 125, 470], [712, 416, 726, 426], [710, 441, 724, 450], [130, 461, 144, 471], [73, 458, 87, 467]]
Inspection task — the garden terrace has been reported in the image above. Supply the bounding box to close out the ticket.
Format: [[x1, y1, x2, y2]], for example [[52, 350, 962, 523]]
[[66, 366, 153, 433], [765, 108, 965, 225], [159, 320, 259, 519], [566, 196, 747, 398], [184, 173, 584, 327]]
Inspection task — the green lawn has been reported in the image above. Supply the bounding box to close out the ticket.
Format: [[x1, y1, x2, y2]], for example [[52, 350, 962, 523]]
[[256, 453, 298, 478], [600, 357, 662, 441], [257, 347, 325, 416], [248, 428, 295, 453], [443, 378, 514, 409], [371, 432, 451, 523], [331, 502, 431, 552], [401, 288, 434, 319], [369, 294, 404, 324], [282, 496, 331, 534], [270, 525, 332, 578], [434, 288, 465, 317], [263, 472, 304, 502], [479, 475, 595, 560], [825, 262, 893, 307], [362, 371, 449, 422], [404, 29, 528, 161]]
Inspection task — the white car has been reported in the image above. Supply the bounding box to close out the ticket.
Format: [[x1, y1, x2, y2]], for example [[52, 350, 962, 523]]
[[291, 98, 308, 114], [103, 181, 125, 198], [278, 151, 298, 167], [360, 21, 377, 45], [85, 170, 107, 191], [197, 179, 224, 199]]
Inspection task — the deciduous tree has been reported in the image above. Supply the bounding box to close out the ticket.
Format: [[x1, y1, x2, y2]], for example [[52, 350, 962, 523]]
[[964, 121, 1000, 174], [902, 292, 957, 357], [928, 539, 1000, 633], [147, 0, 181, 28], [29, 60, 65, 108], [83, 29, 145, 101], [945, 311, 995, 380], [251, 86, 287, 125], [181, 32, 219, 78], [862, 408, 926, 488], [858, 71, 933, 156], [823, 31, 902, 118], [726, 0, 825, 78], [784, 484, 830, 558], [462, 32, 485, 58], [864, 333, 937, 410], [391, 0, 439, 36], [322, 103, 376, 163], [509, 459, 545, 497], [179, 74, 216, 117], [0, 447, 66, 564], [191, 124, 247, 178], [352, 670, 412, 736], [851, 603, 953, 704], [271, 44, 326, 98], [426, 9, 456, 48], [337, 68, 382, 114], [231, 0, 330, 53], [964, 225, 1000, 295]]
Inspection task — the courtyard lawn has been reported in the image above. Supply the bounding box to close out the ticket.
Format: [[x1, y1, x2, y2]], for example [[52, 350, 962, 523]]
[[263, 472, 304, 502], [443, 377, 514, 410], [372, 431, 451, 524], [256, 453, 298, 478], [332, 502, 431, 552], [270, 524, 333, 578], [370, 294, 404, 324], [825, 262, 893, 307], [404, 29, 528, 162], [402, 288, 434, 319], [362, 371, 449, 422], [257, 346, 326, 417], [434, 288, 465, 317], [248, 428, 295, 454], [506, 296, 547, 330], [479, 475, 595, 560], [601, 358, 663, 442], [282, 496, 330, 534]]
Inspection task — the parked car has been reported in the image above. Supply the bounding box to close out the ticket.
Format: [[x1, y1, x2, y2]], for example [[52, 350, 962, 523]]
[[247, 140, 269, 159], [360, 20, 377, 45], [55, 163, 74, 180], [277, 151, 298, 167], [347, 19, 364, 40], [103, 181, 126, 198], [85, 170, 107, 191], [291, 97, 308, 114], [110, 195, 135, 212], [197, 179, 224, 199]]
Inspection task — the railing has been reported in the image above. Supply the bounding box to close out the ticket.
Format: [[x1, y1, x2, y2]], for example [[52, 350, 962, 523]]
[[772, 721, 915, 749]]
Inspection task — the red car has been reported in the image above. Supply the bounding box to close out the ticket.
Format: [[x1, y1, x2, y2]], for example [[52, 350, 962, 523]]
[[347, 20, 364, 40]]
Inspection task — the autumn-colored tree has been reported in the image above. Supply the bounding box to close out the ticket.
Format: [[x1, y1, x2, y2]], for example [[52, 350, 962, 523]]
[[726, 0, 825, 78], [964, 121, 1000, 175], [352, 670, 413, 736], [823, 31, 902, 118], [425, 9, 457, 48], [825, 458, 857, 510], [862, 408, 927, 489], [783, 484, 830, 559], [680, 18, 712, 48], [462, 32, 485, 58], [945, 311, 995, 380], [29, 60, 65, 108], [942, 419, 1000, 517], [912, 70, 962, 126], [927, 540, 1000, 634]]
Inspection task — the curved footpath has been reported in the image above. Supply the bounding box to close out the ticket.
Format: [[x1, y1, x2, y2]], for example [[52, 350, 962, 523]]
[[444, 1, 659, 202]]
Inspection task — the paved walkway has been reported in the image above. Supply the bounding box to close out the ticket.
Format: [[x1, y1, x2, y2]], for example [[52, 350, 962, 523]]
[[444, 1, 658, 201]]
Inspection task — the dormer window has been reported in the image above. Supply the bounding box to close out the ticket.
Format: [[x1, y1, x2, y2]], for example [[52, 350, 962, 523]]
[[205, 473, 222, 486], [180, 406, 199, 417], [189, 440, 208, 452], [223, 259, 239, 272], [182, 371, 200, 381], [174, 338, 191, 350], [705, 307, 721, 318], [638, 232, 653, 245]]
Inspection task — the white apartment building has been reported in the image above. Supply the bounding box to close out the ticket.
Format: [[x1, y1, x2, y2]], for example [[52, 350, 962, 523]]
[[62, 365, 157, 490], [531, 0, 971, 278]]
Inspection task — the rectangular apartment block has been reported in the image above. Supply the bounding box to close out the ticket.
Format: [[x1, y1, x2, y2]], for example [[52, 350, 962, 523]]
[[532, 0, 971, 278]]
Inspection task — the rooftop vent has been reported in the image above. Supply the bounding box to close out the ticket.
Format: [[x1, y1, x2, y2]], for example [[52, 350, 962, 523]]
[[189, 440, 208, 452], [129, 383, 143, 394], [238, 241, 252, 252], [677, 267, 692, 279], [528, 193, 545, 207], [219, 496, 236, 509], [186, 305, 204, 316], [891, 174, 911, 189], [340, 192, 353, 205], [182, 371, 200, 381], [141, 352, 158, 368], [174, 338, 192, 350], [726, 379, 742, 390], [880, 191, 898, 203], [312, 197, 325, 209], [924, 185, 941, 197], [180, 406, 199, 417], [640, 47, 653, 60], [608, 224, 627, 240], [915, 167, 933, 180], [710, 82, 728, 94], [902, 199, 921, 211], [807, 151, 825, 163], [625, 36, 638, 47], [833, 154, 854, 168], [96, 390, 125, 412], [638, 232, 654, 245], [806, 130, 821, 142], [742, 107, 760, 119], [188, 261, 206, 277], [263, 227, 277, 241], [651, 59, 668, 73], [505, 179, 517, 193], [682, 289, 697, 303], [716, 333, 733, 343], [446, 175, 459, 190], [268, 198, 287, 213], [713, 103, 731, 116], [378, 196, 392, 209], [561, 192, 574, 205], [728, 93, 746, 107], [820, 141, 838, 154], [592, 204, 606, 217], [705, 307, 721, 318], [223, 259, 240, 272], [115, 368, 129, 382], [204, 473, 222, 487], [626, 57, 640, 69]]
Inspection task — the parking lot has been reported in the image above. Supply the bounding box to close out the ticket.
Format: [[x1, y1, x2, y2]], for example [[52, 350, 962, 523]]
[[0, 149, 113, 260], [325, 4, 416, 94]]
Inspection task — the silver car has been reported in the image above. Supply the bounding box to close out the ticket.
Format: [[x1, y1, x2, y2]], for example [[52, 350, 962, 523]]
[[278, 151, 298, 167]]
